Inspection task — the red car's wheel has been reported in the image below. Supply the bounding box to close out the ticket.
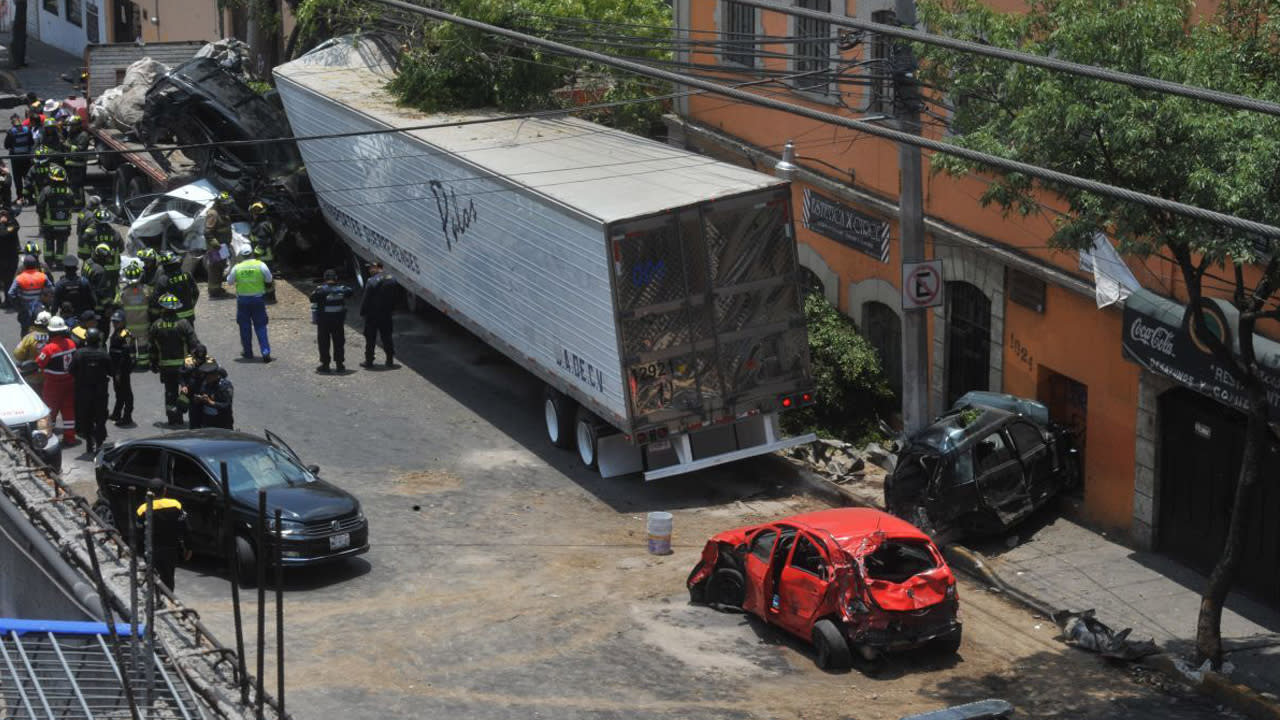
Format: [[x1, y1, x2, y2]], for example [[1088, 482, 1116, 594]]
[[812, 619, 852, 671], [706, 567, 745, 608]]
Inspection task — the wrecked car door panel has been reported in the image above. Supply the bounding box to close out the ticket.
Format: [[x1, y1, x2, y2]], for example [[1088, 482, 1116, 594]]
[[973, 430, 1033, 525], [741, 527, 778, 617], [1008, 420, 1057, 505], [775, 533, 831, 636]]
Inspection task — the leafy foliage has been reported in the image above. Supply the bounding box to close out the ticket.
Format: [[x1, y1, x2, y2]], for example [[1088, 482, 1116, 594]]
[[293, 0, 672, 135], [782, 293, 894, 443]]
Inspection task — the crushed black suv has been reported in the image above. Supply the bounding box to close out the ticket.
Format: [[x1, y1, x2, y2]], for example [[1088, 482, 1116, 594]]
[[93, 429, 368, 578], [884, 392, 1080, 539]]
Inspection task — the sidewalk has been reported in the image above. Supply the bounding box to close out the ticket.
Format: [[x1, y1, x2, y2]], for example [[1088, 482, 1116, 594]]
[[0, 30, 85, 103], [979, 513, 1280, 699]]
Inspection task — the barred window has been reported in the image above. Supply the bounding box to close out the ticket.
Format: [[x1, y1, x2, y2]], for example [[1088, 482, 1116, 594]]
[[723, 1, 757, 67], [795, 0, 833, 94], [66, 0, 83, 26], [869, 10, 895, 113]]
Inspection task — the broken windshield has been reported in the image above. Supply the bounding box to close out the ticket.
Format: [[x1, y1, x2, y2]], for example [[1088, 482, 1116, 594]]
[[863, 540, 939, 584]]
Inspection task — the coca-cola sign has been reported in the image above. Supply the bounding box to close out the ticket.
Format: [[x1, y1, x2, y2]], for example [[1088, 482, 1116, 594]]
[[1128, 318, 1176, 357]]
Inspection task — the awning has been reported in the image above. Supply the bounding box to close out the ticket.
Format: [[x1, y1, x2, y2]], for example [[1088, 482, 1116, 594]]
[[1121, 288, 1280, 420]]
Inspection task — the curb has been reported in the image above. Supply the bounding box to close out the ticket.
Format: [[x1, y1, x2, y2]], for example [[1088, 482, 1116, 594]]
[[793, 459, 1280, 720]]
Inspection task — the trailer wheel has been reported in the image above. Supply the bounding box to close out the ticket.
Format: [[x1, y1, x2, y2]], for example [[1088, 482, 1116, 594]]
[[575, 407, 600, 470], [544, 387, 575, 449]]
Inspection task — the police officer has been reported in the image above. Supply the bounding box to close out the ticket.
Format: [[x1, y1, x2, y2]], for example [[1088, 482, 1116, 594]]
[[36, 165, 75, 269], [226, 246, 272, 363], [204, 191, 234, 298], [152, 251, 198, 328], [61, 114, 90, 204], [149, 293, 199, 427], [84, 244, 117, 316], [189, 360, 233, 430], [115, 261, 152, 367], [9, 254, 50, 335], [69, 327, 111, 454], [108, 309, 136, 427], [0, 207, 20, 301], [36, 315, 78, 445], [135, 486, 190, 592], [360, 261, 398, 368], [54, 255, 96, 316], [176, 343, 211, 421], [5, 113, 35, 202], [310, 269, 354, 373]]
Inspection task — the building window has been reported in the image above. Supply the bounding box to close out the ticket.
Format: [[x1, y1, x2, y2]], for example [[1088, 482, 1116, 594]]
[[795, 0, 833, 94], [66, 0, 83, 26], [864, 301, 902, 398], [86, 2, 100, 42], [869, 10, 895, 114], [43, 0, 59, 15], [723, 1, 756, 68], [945, 281, 992, 406]]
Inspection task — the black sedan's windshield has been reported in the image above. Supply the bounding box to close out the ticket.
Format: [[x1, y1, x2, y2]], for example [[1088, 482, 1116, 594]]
[[200, 445, 315, 495]]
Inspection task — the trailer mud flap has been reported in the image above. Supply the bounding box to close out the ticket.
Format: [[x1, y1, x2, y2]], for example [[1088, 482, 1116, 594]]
[[598, 434, 644, 478]]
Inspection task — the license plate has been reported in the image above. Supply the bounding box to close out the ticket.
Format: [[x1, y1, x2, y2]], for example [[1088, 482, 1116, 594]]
[[649, 440, 671, 452], [329, 533, 350, 551]]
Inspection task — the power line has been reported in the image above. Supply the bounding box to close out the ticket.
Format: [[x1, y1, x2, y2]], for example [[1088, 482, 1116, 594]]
[[730, 0, 1280, 119], [361, 0, 1280, 241]]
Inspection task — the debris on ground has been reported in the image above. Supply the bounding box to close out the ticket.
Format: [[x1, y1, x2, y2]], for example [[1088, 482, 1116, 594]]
[[1054, 609, 1160, 660], [1173, 657, 1235, 683]]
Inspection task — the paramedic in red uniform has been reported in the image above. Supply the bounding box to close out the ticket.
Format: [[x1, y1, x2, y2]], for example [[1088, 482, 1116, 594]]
[[36, 314, 77, 445]]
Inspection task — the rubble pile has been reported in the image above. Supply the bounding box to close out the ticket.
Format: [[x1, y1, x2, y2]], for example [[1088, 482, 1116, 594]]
[[89, 57, 170, 132]]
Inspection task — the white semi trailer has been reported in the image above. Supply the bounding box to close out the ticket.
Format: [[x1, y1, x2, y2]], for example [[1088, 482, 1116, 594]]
[[274, 37, 816, 479]]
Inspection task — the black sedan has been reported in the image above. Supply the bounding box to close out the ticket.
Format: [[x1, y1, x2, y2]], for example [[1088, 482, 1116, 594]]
[[92, 429, 368, 578], [884, 392, 1080, 539]]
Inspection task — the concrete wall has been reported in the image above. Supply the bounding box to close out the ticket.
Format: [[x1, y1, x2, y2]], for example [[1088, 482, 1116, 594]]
[[0, 490, 99, 621]]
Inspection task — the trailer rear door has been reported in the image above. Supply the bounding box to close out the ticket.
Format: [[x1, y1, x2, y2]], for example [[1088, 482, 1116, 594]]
[[612, 187, 810, 428]]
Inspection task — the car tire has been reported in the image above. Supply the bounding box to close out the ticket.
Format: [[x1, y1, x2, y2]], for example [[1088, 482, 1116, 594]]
[[705, 567, 745, 609], [544, 387, 575, 449], [91, 499, 117, 532], [812, 619, 853, 671], [686, 564, 709, 604], [932, 627, 963, 655], [575, 408, 599, 470], [235, 535, 258, 588]]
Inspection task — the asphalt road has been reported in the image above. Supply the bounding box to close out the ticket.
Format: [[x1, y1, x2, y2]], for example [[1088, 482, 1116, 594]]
[[4, 188, 1238, 720]]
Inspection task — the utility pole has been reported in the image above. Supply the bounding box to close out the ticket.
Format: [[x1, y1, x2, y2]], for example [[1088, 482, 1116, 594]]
[[893, 0, 930, 433]]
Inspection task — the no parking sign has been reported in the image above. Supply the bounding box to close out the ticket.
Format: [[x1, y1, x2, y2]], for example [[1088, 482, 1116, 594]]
[[902, 260, 944, 310]]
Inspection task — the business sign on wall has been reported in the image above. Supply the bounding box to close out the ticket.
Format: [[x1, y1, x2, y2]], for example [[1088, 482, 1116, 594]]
[[802, 189, 890, 263], [1121, 289, 1280, 421]]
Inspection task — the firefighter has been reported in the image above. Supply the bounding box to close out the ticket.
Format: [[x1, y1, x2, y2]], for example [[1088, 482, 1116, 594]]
[[149, 293, 199, 427], [38, 115, 63, 152], [13, 311, 50, 392], [69, 327, 111, 454], [36, 315, 77, 445], [134, 485, 190, 592], [61, 114, 90, 204], [226, 246, 272, 362], [82, 209, 122, 288], [24, 145, 59, 199], [153, 251, 198, 328], [115, 261, 152, 367], [0, 207, 20, 301], [84, 243, 117, 316], [75, 196, 102, 262], [189, 360, 233, 430], [9, 254, 50, 335], [108, 309, 136, 427], [36, 165, 76, 269], [248, 201, 277, 302], [204, 191, 234, 298], [136, 247, 159, 285], [53, 255, 96, 318], [310, 268, 354, 373]]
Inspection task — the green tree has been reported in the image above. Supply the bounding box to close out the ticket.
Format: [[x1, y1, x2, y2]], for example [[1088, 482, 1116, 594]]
[[292, 0, 672, 135], [914, 0, 1280, 667]]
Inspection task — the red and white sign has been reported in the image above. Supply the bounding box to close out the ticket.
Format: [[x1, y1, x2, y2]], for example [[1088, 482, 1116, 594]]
[[902, 260, 944, 309]]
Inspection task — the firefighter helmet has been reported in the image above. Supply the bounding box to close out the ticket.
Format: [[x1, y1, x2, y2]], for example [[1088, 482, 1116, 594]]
[[92, 243, 112, 261], [216, 190, 233, 205], [33, 311, 50, 327], [123, 261, 143, 280], [64, 114, 82, 127], [92, 208, 114, 224], [159, 251, 180, 269], [33, 146, 53, 164], [157, 293, 182, 311], [22, 241, 40, 256], [47, 316, 68, 333], [136, 247, 157, 263], [86, 195, 102, 210], [48, 165, 66, 183], [42, 116, 59, 129], [249, 201, 267, 216]]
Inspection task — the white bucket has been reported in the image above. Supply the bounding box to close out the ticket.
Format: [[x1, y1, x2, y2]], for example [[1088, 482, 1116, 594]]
[[647, 511, 673, 555]]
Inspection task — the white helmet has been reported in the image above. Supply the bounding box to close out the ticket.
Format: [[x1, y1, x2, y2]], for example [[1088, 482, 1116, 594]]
[[47, 316, 68, 333], [34, 311, 51, 327]]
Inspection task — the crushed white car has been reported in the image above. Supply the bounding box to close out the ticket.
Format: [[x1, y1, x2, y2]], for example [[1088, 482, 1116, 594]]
[[123, 179, 251, 276]]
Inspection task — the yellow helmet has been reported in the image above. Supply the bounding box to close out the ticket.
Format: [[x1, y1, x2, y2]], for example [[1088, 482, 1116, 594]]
[[249, 201, 267, 216]]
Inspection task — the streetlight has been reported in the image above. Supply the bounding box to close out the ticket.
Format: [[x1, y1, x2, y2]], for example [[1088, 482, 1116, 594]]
[[774, 140, 798, 180]]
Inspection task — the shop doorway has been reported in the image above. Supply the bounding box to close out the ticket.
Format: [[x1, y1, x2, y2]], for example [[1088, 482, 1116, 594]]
[[945, 281, 991, 407], [1038, 366, 1087, 481], [1157, 388, 1280, 606], [111, 0, 138, 42], [863, 301, 901, 399]]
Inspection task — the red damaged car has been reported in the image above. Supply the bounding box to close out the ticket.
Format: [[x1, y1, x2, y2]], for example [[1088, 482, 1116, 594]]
[[687, 508, 961, 669]]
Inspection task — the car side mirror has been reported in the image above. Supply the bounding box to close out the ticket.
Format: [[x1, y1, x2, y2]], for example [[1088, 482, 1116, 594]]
[[191, 485, 218, 497], [307, 464, 320, 475]]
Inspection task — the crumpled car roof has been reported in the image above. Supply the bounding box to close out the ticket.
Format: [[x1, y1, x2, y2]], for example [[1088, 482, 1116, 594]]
[[713, 508, 931, 555]]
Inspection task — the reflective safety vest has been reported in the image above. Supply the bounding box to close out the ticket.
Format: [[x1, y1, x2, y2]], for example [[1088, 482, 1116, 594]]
[[231, 260, 268, 297], [13, 269, 49, 305], [40, 184, 75, 229], [136, 497, 183, 517], [117, 282, 152, 335]]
